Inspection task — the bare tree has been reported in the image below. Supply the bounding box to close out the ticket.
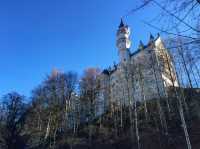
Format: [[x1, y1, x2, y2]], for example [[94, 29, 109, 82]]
[[0, 92, 27, 149], [79, 67, 101, 148]]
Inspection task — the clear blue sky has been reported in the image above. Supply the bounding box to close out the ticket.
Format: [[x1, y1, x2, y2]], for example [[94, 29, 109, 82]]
[[0, 0, 161, 97]]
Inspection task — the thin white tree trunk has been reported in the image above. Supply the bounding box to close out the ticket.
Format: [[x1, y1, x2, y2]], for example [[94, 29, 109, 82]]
[[45, 113, 51, 139], [134, 94, 140, 149], [165, 48, 192, 149], [150, 50, 168, 135], [138, 65, 149, 121], [177, 43, 193, 88], [53, 126, 58, 148], [130, 66, 140, 149]]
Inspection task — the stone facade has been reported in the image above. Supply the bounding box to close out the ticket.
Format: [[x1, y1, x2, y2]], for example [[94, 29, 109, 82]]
[[95, 20, 178, 116]]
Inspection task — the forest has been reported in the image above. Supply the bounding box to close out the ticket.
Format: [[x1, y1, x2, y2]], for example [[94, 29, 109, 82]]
[[0, 0, 200, 149]]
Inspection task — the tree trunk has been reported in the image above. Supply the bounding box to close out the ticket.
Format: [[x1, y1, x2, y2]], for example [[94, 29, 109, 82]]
[[45, 113, 51, 139]]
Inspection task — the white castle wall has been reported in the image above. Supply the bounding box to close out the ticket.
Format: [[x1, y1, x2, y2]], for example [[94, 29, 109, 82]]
[[94, 21, 178, 116]]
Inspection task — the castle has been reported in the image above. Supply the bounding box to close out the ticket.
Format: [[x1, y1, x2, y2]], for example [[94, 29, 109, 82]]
[[95, 20, 179, 116]]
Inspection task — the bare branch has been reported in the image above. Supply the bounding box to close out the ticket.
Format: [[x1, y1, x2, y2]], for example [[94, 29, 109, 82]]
[[142, 20, 197, 40], [122, 0, 153, 18], [152, 0, 200, 32]]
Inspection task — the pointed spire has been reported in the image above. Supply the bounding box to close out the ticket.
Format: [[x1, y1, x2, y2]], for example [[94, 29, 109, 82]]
[[113, 61, 117, 69], [119, 18, 125, 28], [102, 69, 109, 75], [138, 40, 144, 50], [149, 33, 155, 44], [150, 33, 154, 40]]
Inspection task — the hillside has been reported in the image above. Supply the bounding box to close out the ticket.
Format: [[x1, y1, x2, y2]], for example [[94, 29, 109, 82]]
[[35, 88, 200, 149]]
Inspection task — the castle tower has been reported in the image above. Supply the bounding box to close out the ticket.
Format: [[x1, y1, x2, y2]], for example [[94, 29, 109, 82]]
[[116, 19, 131, 63]]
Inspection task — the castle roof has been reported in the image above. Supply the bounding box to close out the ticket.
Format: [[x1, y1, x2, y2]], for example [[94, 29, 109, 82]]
[[102, 63, 118, 76], [119, 19, 125, 28], [102, 69, 110, 75], [101, 33, 161, 76]]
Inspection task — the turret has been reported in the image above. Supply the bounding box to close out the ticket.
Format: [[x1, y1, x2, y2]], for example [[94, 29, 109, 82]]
[[148, 33, 155, 45], [116, 19, 131, 63]]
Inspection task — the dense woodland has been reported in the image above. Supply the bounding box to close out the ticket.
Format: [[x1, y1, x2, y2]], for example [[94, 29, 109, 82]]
[[1, 0, 200, 149]]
